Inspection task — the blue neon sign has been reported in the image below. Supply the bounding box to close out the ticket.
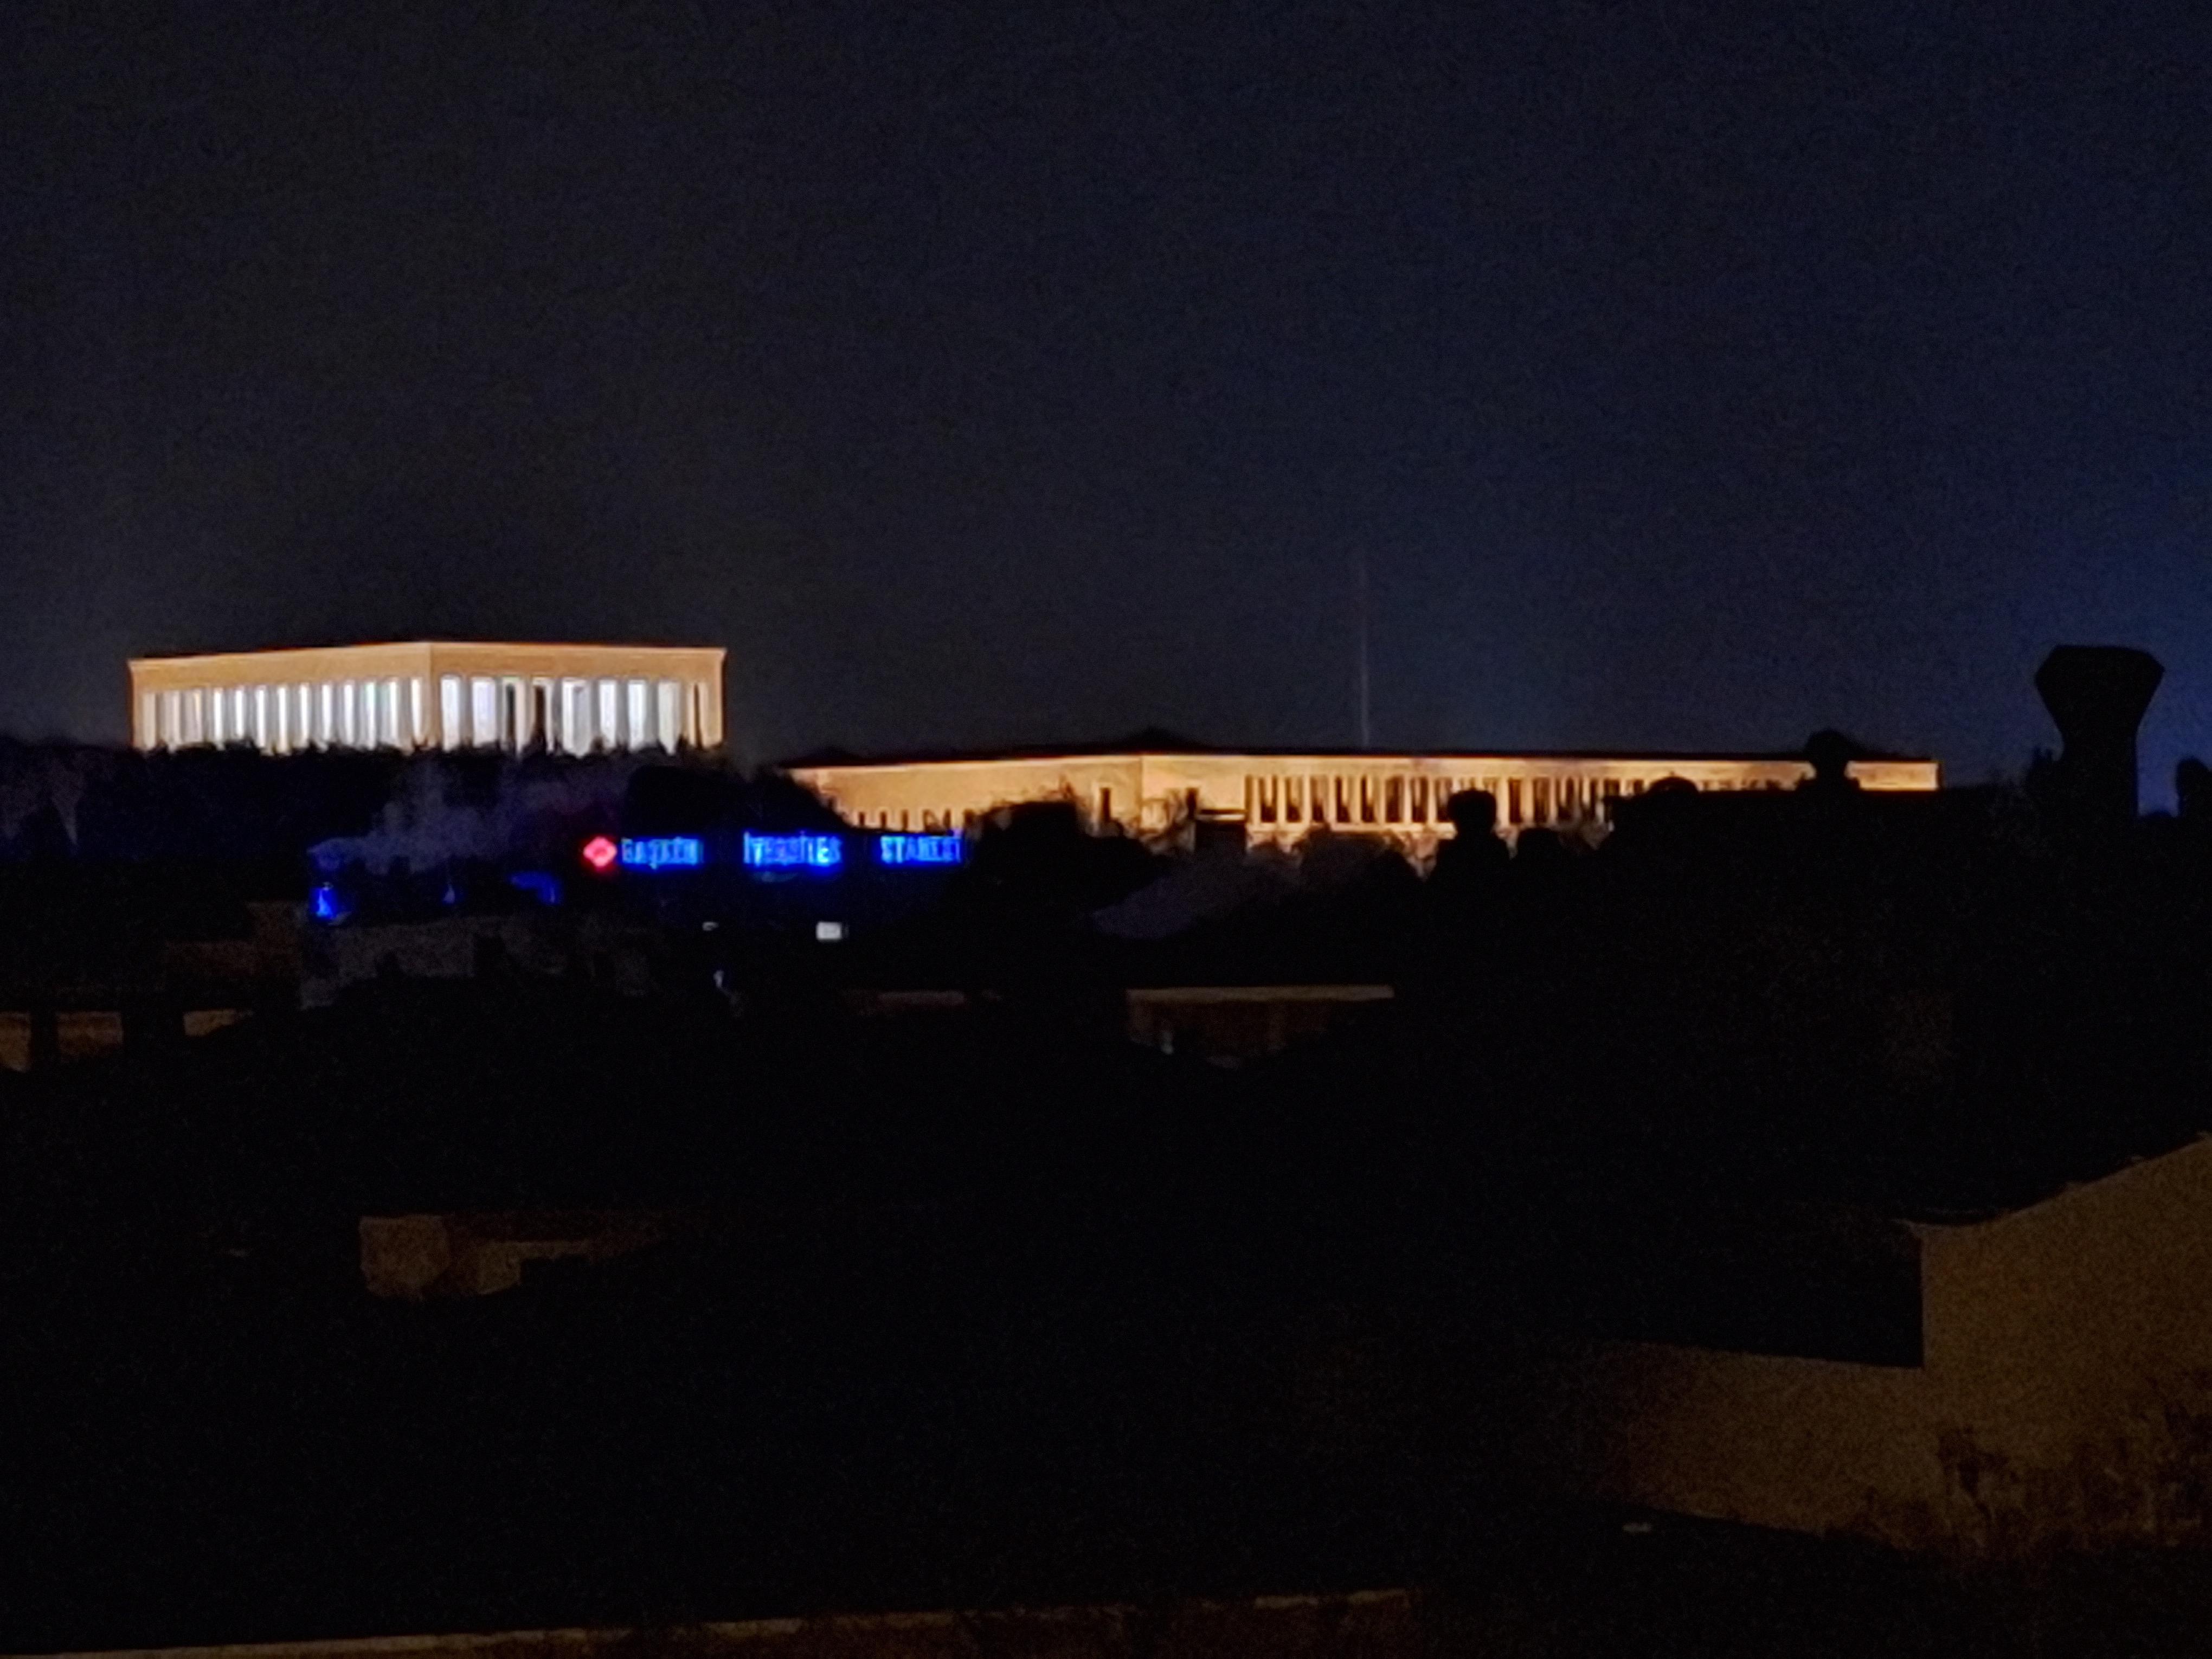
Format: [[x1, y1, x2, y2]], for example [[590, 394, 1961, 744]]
[[508, 870, 564, 905], [743, 832, 843, 870], [877, 833, 964, 866], [309, 883, 351, 924], [620, 835, 704, 871]]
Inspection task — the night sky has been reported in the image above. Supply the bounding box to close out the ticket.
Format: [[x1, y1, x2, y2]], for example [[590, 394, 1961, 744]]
[[3, 4, 2206, 792]]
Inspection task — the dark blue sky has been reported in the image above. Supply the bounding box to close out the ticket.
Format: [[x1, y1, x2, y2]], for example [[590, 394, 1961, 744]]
[[3, 3, 2206, 792]]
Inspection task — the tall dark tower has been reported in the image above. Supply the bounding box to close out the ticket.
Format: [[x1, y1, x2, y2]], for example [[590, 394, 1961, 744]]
[[2034, 645, 2164, 835]]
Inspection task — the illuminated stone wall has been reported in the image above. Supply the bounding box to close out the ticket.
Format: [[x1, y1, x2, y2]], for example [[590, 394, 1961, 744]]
[[1519, 1136, 2212, 1555], [128, 642, 726, 755], [790, 749, 1941, 848]]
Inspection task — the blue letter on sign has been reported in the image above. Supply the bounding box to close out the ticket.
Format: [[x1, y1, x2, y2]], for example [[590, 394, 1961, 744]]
[[877, 834, 964, 866], [620, 836, 704, 871], [743, 832, 843, 870]]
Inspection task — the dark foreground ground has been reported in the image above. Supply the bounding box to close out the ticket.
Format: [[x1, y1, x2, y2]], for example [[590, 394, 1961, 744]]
[[8, 970, 2212, 1657], [12, 1189, 2212, 1658]]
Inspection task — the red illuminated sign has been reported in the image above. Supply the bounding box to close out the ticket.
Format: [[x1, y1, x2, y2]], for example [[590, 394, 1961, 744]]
[[581, 835, 619, 872]]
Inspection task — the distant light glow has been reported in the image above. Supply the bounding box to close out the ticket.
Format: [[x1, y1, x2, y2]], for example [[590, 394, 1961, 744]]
[[581, 835, 619, 872], [815, 920, 846, 942], [743, 832, 843, 870], [877, 833, 964, 866], [309, 883, 350, 923], [620, 835, 703, 870]]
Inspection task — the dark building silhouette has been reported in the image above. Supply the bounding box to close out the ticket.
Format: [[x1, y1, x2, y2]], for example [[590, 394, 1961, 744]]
[[2034, 645, 2164, 837]]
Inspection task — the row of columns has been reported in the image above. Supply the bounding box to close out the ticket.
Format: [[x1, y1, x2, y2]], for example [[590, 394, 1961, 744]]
[[1243, 770, 1769, 832], [140, 675, 713, 754]]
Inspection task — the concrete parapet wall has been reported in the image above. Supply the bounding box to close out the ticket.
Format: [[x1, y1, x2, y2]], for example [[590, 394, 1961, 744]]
[[1517, 1138, 2212, 1555], [1524, 1341, 1943, 1542], [16, 1590, 1421, 1659], [360, 1212, 678, 1300]]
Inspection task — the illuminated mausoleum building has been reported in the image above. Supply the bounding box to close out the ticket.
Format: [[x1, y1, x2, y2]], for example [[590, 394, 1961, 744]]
[[786, 736, 1941, 851], [129, 642, 725, 755]]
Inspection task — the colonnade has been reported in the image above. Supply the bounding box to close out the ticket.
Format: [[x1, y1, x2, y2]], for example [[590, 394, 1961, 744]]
[[139, 673, 713, 754]]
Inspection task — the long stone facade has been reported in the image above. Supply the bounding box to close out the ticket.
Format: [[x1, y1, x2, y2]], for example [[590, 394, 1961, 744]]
[[786, 745, 1941, 850], [128, 642, 725, 755]]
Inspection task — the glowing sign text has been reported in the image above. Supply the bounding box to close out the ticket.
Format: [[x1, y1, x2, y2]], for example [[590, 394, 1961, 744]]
[[621, 835, 704, 871], [743, 832, 843, 870], [877, 833, 964, 866]]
